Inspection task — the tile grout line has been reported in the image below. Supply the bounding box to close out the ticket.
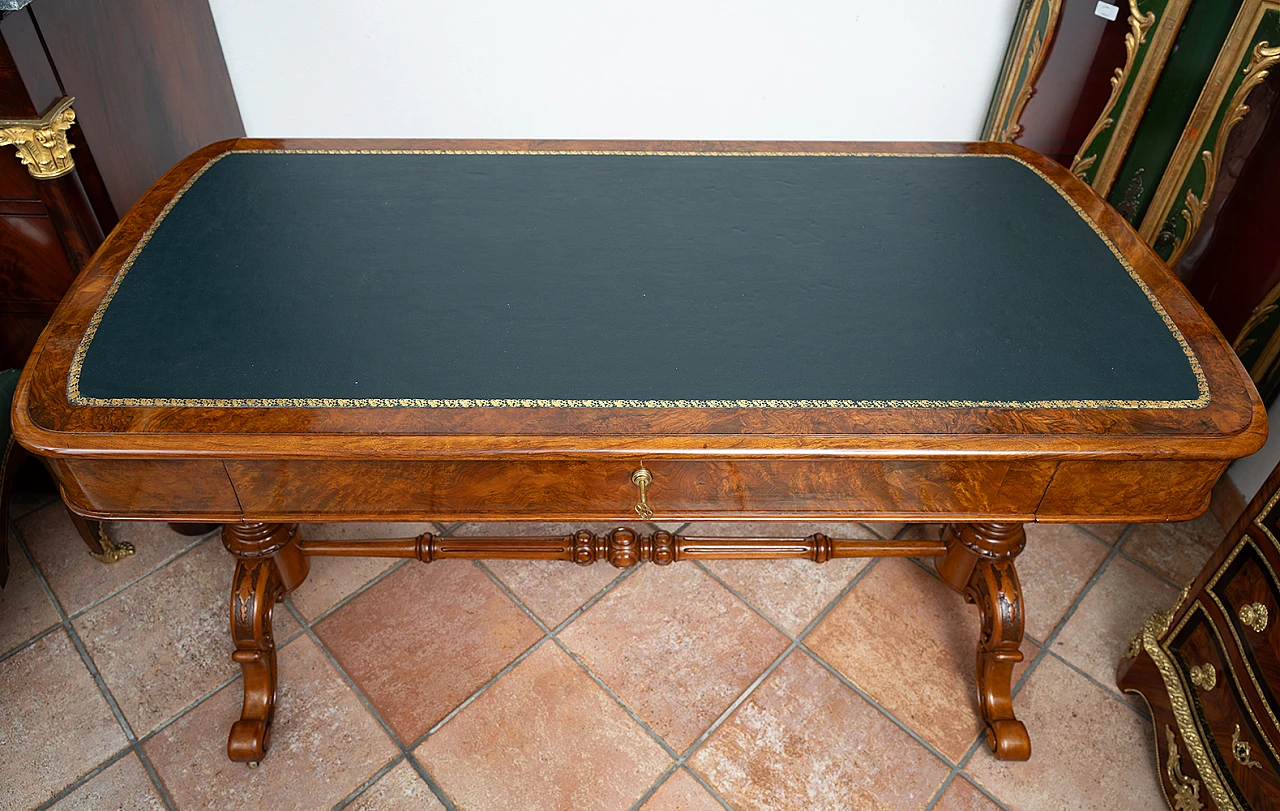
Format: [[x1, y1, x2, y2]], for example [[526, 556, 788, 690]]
[[629, 557, 891, 811], [280, 598, 463, 811], [10, 519, 179, 811], [694, 537, 975, 772], [471, 558, 745, 810], [916, 521, 1125, 810], [9, 491, 59, 523], [627, 761, 737, 811], [1044, 648, 1150, 719], [6, 516, 1152, 810], [951, 733, 1017, 811], [64, 529, 218, 622], [421, 632, 555, 740], [904, 526, 1008, 811], [681, 764, 738, 811], [550, 632, 683, 757], [0, 523, 216, 662], [138, 668, 244, 742], [674, 558, 891, 804], [288, 556, 410, 626], [686, 543, 993, 782], [918, 738, 1013, 811], [691, 559, 802, 642], [921, 769, 966, 811], [28, 746, 136, 811], [1010, 528, 1130, 700], [489, 557, 639, 636], [402, 756, 460, 811], [947, 525, 1138, 810], [689, 538, 915, 643], [289, 521, 666, 807], [800, 646, 958, 768], [671, 766, 740, 811], [469, 562, 683, 754], [413, 557, 646, 743], [1076, 525, 1126, 546], [131, 747, 176, 811], [1115, 545, 1187, 590], [35, 586, 412, 808], [328, 753, 406, 811], [286, 520, 448, 626], [0, 618, 63, 664], [626, 764, 684, 811]]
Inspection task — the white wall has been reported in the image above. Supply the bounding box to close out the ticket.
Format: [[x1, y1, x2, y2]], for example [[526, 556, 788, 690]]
[[208, 0, 1021, 140], [1229, 399, 1280, 500]]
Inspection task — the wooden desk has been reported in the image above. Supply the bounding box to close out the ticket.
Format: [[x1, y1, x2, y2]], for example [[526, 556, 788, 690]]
[[12, 139, 1266, 767]]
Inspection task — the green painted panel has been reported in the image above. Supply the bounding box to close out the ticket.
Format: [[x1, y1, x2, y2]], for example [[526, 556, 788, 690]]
[[985, 0, 1055, 140], [1237, 302, 1280, 403], [1107, 0, 1245, 223], [982, 0, 1038, 138], [1075, 0, 1169, 185], [1153, 9, 1280, 258]]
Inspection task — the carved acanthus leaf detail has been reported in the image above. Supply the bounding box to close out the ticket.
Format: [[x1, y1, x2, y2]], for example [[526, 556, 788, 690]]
[[0, 96, 77, 179]]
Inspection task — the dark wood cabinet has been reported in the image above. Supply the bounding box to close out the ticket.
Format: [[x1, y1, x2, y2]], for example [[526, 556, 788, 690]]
[[1120, 458, 1280, 810], [0, 0, 243, 370]]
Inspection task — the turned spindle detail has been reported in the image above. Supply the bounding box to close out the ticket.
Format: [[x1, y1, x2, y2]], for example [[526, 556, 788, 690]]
[[295, 527, 947, 568]]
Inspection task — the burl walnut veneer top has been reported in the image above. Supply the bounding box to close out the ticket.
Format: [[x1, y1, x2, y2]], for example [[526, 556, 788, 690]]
[[13, 140, 1266, 460]]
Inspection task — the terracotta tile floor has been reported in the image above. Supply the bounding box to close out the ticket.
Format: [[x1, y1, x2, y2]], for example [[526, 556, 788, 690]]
[[0, 495, 1225, 810]]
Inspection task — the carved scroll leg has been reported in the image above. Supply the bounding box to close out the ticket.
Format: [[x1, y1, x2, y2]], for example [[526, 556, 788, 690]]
[[224, 522, 307, 765], [938, 522, 1032, 761], [229, 556, 281, 764]]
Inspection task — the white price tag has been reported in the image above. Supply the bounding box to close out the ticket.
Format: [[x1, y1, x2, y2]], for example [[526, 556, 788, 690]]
[[1095, 1, 1120, 20]]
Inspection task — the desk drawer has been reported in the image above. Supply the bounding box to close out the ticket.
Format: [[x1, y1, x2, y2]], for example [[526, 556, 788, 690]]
[[1215, 538, 1280, 705], [221, 458, 1058, 522], [1168, 605, 1280, 806], [51, 455, 1224, 523]]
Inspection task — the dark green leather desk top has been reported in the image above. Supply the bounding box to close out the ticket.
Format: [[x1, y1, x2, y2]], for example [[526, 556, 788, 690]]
[[70, 150, 1204, 409]]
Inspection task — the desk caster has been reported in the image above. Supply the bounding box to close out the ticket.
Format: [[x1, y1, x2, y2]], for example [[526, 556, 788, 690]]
[[986, 718, 1031, 761], [228, 718, 270, 764]]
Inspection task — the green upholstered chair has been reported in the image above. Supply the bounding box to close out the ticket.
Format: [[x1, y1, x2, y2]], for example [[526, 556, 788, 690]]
[[1, 368, 131, 595]]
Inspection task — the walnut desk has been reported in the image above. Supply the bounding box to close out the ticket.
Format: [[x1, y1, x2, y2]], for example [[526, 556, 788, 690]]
[[12, 139, 1266, 766]]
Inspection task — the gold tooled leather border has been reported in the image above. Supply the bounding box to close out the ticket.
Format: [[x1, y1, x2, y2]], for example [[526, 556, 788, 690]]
[[66, 149, 1210, 410]]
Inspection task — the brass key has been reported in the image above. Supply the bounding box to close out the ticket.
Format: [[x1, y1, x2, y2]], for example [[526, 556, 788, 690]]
[[632, 467, 654, 520]]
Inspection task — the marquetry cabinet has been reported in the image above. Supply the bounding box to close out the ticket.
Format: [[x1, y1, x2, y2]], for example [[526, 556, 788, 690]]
[[1120, 460, 1280, 810], [0, 0, 243, 369]]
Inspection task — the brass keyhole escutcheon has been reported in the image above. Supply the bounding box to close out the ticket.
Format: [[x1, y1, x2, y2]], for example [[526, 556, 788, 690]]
[[1233, 724, 1263, 769], [632, 467, 653, 520]]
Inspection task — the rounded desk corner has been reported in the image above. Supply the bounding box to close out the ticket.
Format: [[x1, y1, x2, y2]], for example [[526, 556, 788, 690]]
[[9, 365, 49, 458], [1217, 386, 1271, 461], [1242, 395, 1271, 455]]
